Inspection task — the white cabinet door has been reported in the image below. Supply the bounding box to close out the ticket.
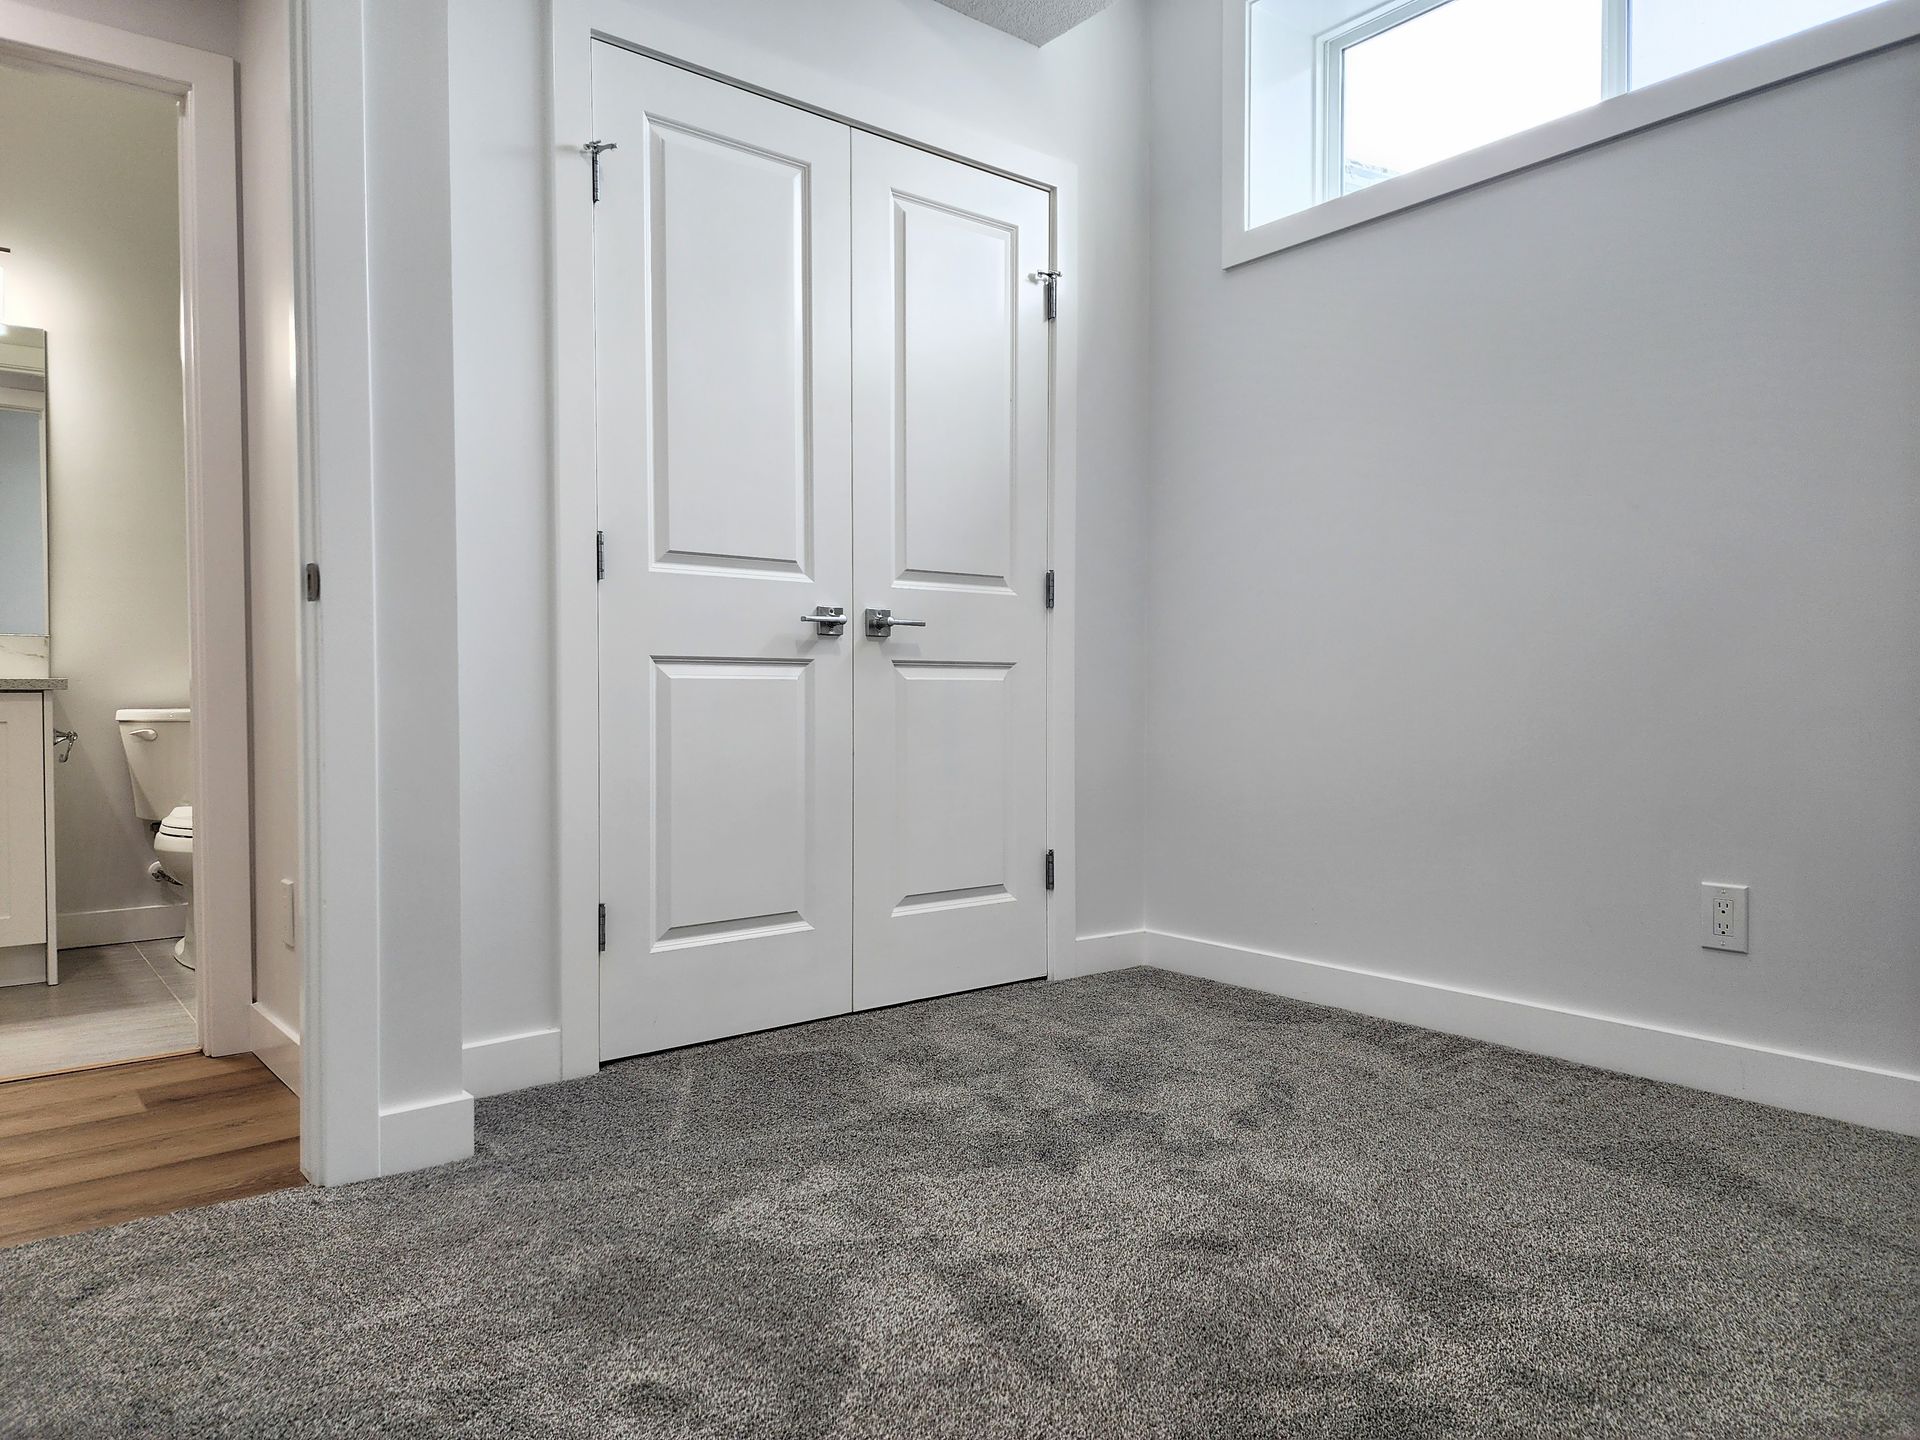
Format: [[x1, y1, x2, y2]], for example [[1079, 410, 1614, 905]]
[[0, 692, 48, 950], [594, 47, 855, 1058], [849, 134, 1053, 1010]]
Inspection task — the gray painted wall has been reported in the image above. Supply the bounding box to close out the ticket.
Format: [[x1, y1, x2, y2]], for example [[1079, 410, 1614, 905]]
[[1144, 0, 1920, 1074]]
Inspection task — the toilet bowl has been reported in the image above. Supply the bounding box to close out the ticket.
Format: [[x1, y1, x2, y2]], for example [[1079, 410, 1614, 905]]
[[116, 708, 194, 971], [153, 805, 195, 969]]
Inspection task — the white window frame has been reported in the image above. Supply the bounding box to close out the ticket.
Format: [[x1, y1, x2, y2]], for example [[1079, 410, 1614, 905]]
[[1226, 0, 1920, 267], [1314, 0, 1630, 203]]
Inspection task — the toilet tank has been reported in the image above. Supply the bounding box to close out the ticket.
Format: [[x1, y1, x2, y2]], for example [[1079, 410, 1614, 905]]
[[116, 708, 193, 821]]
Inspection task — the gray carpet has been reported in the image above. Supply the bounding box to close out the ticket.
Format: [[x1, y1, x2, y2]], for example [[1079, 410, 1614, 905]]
[[2, 967, 1916, 1438]]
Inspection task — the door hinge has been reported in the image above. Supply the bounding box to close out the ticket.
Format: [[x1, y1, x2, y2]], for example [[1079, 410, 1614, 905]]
[[584, 140, 618, 203], [597, 903, 607, 952], [304, 562, 321, 602], [596, 530, 605, 581], [1045, 569, 1055, 610], [1033, 270, 1061, 322], [1045, 849, 1055, 891]]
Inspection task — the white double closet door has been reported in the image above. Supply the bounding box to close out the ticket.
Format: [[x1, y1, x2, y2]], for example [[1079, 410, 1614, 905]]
[[594, 46, 1053, 1061]]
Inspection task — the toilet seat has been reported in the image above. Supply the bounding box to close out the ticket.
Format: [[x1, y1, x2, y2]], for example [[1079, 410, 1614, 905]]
[[159, 804, 194, 840]]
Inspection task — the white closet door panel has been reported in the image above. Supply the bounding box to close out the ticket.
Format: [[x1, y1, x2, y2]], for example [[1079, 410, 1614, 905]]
[[850, 132, 1051, 1011], [594, 46, 854, 1058]]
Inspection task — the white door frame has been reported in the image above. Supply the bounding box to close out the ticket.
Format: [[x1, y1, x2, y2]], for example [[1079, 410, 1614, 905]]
[[549, 0, 1081, 1079], [286, 0, 381, 1184], [0, 2, 254, 1060]]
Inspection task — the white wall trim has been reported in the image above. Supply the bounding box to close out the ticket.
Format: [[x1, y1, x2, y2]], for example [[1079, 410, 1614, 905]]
[[550, 0, 598, 1082], [549, 0, 1081, 1077], [378, 1090, 476, 1174], [1062, 928, 1149, 979], [464, 1027, 563, 1099], [0, 947, 46, 988], [249, 1001, 301, 1095], [1145, 930, 1920, 1136], [0, 0, 256, 1063], [291, 0, 383, 1184], [40, 686, 56, 980], [1221, 0, 1920, 267], [57, 903, 188, 949]]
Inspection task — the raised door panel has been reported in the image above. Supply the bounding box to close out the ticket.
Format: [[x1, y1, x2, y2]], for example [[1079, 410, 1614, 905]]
[[653, 660, 809, 942], [649, 125, 811, 575], [594, 46, 854, 1058], [851, 133, 1052, 1011], [895, 199, 1017, 589], [891, 663, 1012, 911], [0, 692, 48, 949]]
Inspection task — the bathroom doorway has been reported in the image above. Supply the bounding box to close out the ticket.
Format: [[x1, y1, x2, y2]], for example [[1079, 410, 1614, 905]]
[[0, 13, 288, 1130], [0, 60, 202, 1082], [0, 57, 204, 1083]]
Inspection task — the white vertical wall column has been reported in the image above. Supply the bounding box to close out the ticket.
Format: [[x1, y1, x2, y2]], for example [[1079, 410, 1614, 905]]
[[295, 0, 470, 1180], [363, 0, 470, 1169], [448, 0, 562, 1098]]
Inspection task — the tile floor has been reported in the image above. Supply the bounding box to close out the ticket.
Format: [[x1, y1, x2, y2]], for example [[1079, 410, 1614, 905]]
[[0, 942, 197, 1083]]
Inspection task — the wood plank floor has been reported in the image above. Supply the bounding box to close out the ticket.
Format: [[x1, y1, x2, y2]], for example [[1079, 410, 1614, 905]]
[[0, 1053, 302, 1249]]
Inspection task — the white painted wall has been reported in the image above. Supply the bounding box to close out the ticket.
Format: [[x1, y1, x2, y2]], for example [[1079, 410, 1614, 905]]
[[1146, 0, 1919, 1089], [364, 0, 468, 1139], [238, 0, 302, 1076], [5, 0, 237, 55], [445, 0, 1153, 1084], [0, 60, 192, 946], [448, 0, 559, 1076]]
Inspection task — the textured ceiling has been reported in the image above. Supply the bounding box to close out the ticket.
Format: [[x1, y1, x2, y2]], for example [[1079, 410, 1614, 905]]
[[930, 0, 1117, 46]]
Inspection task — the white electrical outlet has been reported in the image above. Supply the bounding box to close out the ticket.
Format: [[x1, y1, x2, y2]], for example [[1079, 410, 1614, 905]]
[[1701, 883, 1748, 953]]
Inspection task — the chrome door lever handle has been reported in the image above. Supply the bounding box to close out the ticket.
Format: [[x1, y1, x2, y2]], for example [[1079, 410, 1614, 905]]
[[801, 606, 847, 636], [864, 608, 927, 638]]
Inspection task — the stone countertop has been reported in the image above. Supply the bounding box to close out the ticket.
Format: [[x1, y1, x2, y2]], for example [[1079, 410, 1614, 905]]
[[0, 677, 67, 690]]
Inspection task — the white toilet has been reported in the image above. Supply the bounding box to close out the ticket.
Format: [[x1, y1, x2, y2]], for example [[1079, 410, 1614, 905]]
[[116, 708, 195, 970]]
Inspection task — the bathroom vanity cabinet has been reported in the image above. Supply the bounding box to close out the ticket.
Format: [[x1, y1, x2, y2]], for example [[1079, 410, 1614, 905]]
[[0, 683, 60, 986]]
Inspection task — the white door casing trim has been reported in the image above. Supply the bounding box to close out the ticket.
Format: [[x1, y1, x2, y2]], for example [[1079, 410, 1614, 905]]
[[550, 0, 1080, 1079], [290, 0, 382, 1183], [0, 2, 255, 1063]]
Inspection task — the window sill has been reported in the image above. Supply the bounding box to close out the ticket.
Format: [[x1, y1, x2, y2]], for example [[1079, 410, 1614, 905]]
[[1222, 0, 1920, 269]]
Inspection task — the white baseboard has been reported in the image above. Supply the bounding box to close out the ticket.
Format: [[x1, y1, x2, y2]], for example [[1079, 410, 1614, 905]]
[[1145, 930, 1920, 1137], [248, 1002, 302, 1095], [1060, 928, 1149, 979], [58, 903, 188, 949], [378, 1091, 475, 1174], [463, 1026, 562, 1098], [0, 946, 47, 987]]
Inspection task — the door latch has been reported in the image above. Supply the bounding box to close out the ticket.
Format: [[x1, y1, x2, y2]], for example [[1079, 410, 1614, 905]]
[[864, 608, 928, 638]]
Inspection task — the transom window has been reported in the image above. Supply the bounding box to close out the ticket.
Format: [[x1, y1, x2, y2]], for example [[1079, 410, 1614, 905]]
[[1323, 0, 1615, 200], [1239, 0, 1906, 244]]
